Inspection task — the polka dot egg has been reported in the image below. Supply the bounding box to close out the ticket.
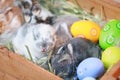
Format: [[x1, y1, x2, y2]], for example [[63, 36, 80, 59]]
[[99, 19, 120, 49], [70, 20, 101, 43]]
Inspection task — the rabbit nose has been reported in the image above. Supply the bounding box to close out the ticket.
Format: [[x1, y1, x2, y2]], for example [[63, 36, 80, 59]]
[[41, 48, 46, 52]]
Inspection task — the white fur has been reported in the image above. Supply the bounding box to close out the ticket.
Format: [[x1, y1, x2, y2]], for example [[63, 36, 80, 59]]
[[38, 6, 53, 20], [14, 0, 33, 23], [32, 5, 54, 21], [14, 0, 32, 14], [12, 23, 56, 62]]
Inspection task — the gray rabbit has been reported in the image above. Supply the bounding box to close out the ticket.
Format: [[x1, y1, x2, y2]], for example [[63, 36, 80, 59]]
[[52, 15, 80, 53], [51, 37, 102, 80]]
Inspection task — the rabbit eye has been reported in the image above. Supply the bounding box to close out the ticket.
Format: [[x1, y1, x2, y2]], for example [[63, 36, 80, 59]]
[[57, 46, 64, 54], [57, 46, 66, 54], [36, 33, 40, 39], [33, 33, 40, 40]]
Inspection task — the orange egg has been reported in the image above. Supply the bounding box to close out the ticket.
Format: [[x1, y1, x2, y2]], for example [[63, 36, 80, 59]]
[[70, 20, 101, 42]]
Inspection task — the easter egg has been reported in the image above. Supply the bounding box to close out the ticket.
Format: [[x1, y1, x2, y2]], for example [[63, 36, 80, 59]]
[[102, 46, 120, 69], [83, 77, 96, 80], [70, 20, 101, 42], [99, 19, 120, 50], [77, 57, 104, 80]]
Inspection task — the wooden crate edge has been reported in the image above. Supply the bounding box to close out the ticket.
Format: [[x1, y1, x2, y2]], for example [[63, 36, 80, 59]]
[[0, 47, 63, 80]]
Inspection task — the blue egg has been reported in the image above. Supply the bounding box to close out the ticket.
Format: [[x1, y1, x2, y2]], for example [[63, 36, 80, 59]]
[[83, 77, 96, 80], [77, 57, 104, 80]]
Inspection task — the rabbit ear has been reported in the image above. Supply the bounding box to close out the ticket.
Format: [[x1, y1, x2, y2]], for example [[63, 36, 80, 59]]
[[57, 46, 64, 54], [59, 23, 72, 38], [67, 43, 73, 55], [4, 7, 12, 14]]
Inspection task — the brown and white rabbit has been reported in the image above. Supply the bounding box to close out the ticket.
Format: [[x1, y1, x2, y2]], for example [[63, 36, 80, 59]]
[[0, 0, 24, 47], [12, 23, 56, 63]]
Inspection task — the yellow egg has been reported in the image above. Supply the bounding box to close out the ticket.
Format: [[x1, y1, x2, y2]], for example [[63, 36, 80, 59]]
[[70, 20, 101, 42], [102, 46, 120, 69]]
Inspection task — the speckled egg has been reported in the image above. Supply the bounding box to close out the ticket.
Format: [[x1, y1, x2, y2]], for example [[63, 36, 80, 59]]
[[102, 46, 120, 69], [99, 19, 120, 50], [70, 20, 101, 43], [77, 57, 104, 80]]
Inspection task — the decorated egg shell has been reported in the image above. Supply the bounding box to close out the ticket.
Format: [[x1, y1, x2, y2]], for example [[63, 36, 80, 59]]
[[82, 77, 96, 80], [99, 19, 120, 50], [77, 57, 104, 80], [70, 20, 101, 43], [102, 46, 120, 69]]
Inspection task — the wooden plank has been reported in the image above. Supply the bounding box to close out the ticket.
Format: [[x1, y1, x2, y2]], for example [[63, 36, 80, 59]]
[[69, 0, 120, 20], [0, 71, 18, 80], [91, 0, 120, 20], [92, 0, 120, 11], [100, 60, 120, 80], [0, 47, 63, 80]]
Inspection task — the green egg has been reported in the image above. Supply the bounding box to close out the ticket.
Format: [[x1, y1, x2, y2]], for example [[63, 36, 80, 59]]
[[99, 19, 120, 50]]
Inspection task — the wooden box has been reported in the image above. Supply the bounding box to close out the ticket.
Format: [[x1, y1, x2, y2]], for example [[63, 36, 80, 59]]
[[0, 47, 62, 80], [0, 46, 119, 80], [0, 0, 120, 80]]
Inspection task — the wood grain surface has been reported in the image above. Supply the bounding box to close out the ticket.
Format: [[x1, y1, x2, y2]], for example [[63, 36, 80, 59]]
[[100, 60, 120, 80], [69, 0, 120, 20], [0, 47, 63, 80]]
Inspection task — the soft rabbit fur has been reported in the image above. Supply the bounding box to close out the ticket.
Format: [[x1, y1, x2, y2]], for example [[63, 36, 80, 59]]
[[14, 0, 33, 15], [0, 6, 24, 34], [12, 23, 56, 62], [14, 0, 54, 24], [0, 0, 24, 34], [14, 0, 33, 23], [0, 0, 14, 12], [52, 15, 80, 54], [51, 37, 102, 79]]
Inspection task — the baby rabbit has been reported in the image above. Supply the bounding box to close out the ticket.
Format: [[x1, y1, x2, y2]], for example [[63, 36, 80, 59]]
[[51, 37, 102, 80], [12, 23, 56, 63], [52, 15, 80, 53]]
